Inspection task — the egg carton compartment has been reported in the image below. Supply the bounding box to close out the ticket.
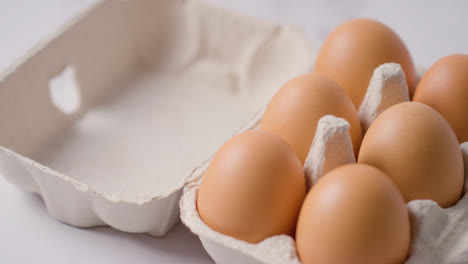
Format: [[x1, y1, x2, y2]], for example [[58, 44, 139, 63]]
[[0, 0, 313, 236], [180, 63, 468, 263]]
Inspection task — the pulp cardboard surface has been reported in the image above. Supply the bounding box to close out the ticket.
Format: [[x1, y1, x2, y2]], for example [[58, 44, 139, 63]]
[[0, 0, 313, 236]]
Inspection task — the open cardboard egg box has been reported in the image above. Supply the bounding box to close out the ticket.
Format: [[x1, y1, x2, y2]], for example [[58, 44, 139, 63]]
[[180, 64, 468, 262], [0, 0, 312, 236]]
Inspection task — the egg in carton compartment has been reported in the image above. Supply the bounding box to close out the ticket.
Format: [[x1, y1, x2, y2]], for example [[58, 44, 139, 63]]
[[0, 0, 313, 236], [180, 63, 468, 264]]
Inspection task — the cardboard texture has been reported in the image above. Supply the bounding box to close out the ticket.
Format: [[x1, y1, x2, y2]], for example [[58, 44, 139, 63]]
[[180, 63, 468, 263], [0, 0, 313, 236]]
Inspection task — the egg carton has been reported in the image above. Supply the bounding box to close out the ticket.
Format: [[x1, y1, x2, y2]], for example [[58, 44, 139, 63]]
[[180, 63, 468, 264], [0, 0, 313, 236]]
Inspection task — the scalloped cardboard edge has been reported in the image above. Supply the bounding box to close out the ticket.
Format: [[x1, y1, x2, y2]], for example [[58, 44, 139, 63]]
[[0, 0, 314, 236], [180, 63, 468, 263]]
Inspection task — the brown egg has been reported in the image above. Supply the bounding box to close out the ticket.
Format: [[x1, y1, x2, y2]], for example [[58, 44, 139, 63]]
[[358, 102, 464, 207], [260, 73, 362, 165], [197, 130, 306, 243], [413, 54, 468, 143], [296, 164, 410, 264], [314, 18, 417, 108]]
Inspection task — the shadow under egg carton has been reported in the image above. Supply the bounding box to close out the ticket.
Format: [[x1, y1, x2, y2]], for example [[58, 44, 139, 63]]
[[180, 63, 468, 264]]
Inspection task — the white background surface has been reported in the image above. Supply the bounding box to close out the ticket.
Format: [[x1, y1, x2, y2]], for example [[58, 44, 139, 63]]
[[1, 1, 467, 263]]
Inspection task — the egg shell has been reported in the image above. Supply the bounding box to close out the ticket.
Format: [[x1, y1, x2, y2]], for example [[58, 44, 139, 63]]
[[296, 164, 410, 264], [413, 54, 468, 143], [314, 18, 417, 108], [260, 73, 362, 164], [358, 102, 464, 208], [197, 130, 306, 243]]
